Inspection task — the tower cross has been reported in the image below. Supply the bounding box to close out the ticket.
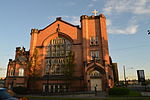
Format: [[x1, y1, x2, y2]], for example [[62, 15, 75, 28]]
[[92, 9, 98, 16]]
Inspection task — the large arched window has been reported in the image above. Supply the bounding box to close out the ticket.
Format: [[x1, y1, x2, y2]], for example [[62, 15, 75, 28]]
[[18, 68, 24, 76], [45, 37, 72, 75], [90, 70, 100, 77]]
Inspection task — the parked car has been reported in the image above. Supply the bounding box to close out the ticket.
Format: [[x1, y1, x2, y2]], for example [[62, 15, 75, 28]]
[[0, 88, 18, 100]]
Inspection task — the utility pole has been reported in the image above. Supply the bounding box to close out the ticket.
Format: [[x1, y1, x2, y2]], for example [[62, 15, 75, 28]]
[[123, 65, 126, 86]]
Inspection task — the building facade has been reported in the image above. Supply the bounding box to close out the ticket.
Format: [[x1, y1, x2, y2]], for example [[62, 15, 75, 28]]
[[5, 13, 115, 93], [5, 47, 29, 89]]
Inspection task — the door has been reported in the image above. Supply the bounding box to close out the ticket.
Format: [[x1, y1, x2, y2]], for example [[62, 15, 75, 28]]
[[91, 78, 102, 91]]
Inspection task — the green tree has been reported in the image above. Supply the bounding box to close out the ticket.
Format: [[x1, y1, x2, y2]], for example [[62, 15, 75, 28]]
[[26, 48, 40, 91], [63, 51, 75, 91]]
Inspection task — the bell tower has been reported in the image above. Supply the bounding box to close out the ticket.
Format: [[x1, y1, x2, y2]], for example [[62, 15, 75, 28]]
[[81, 11, 113, 91], [81, 13, 110, 65]]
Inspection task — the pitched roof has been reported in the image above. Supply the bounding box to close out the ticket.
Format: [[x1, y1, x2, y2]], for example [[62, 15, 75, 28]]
[[39, 17, 81, 32]]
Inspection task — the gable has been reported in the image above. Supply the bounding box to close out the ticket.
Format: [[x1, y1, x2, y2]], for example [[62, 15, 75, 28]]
[[36, 18, 81, 46]]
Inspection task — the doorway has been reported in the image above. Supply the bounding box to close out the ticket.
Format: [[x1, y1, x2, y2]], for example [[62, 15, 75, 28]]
[[90, 70, 102, 91], [91, 78, 102, 91]]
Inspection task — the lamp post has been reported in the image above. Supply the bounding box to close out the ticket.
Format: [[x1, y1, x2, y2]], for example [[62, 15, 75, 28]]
[[123, 65, 127, 86]]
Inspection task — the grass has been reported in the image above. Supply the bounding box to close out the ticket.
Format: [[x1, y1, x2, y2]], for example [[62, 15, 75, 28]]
[[25, 90, 146, 100], [26, 96, 150, 100], [109, 90, 141, 97], [128, 90, 141, 96]]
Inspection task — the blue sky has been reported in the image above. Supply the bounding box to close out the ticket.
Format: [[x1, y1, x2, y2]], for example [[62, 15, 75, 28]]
[[0, 0, 150, 80]]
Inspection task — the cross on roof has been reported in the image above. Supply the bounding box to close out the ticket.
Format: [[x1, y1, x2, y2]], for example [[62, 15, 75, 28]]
[[92, 9, 98, 16]]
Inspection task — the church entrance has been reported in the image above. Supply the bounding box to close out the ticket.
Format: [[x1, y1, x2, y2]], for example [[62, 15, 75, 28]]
[[91, 78, 102, 91], [90, 70, 102, 91]]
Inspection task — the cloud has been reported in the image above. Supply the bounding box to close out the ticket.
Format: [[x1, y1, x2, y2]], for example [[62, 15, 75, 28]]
[[102, 0, 149, 34], [133, 6, 150, 14], [48, 16, 69, 19], [91, 0, 98, 2], [48, 16, 80, 25], [103, 7, 112, 15], [88, 0, 99, 7], [103, 0, 150, 15], [108, 24, 138, 34], [107, 16, 138, 34], [88, 4, 94, 7], [69, 16, 80, 25], [66, 2, 76, 6], [106, 19, 112, 26]]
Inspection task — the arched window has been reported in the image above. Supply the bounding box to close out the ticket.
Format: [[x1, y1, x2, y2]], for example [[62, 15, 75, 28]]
[[18, 68, 24, 76], [90, 70, 100, 77], [45, 37, 72, 75]]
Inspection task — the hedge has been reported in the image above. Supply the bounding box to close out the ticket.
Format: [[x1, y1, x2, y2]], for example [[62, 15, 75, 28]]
[[13, 86, 29, 95], [109, 87, 130, 95]]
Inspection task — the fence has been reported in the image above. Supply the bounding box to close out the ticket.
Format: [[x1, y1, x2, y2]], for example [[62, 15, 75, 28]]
[[127, 85, 150, 92]]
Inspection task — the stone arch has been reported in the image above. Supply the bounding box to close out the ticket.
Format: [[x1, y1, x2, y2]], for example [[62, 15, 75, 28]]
[[88, 69, 103, 91], [58, 32, 73, 43], [43, 32, 73, 75], [86, 63, 106, 91], [87, 63, 106, 75], [41, 32, 74, 75], [42, 32, 73, 47]]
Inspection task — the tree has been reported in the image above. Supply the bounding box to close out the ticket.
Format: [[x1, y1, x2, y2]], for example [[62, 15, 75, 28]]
[[26, 48, 40, 91], [63, 51, 75, 91], [29, 48, 39, 76]]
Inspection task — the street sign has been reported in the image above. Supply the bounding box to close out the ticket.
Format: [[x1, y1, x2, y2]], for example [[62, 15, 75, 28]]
[[137, 70, 145, 83]]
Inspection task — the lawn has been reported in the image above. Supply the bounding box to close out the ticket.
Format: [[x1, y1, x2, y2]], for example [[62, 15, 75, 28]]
[[24, 89, 148, 100], [26, 96, 150, 100], [109, 90, 142, 97]]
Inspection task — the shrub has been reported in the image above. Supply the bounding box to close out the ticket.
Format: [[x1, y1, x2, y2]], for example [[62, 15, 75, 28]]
[[129, 90, 141, 96], [109, 87, 130, 95], [13, 86, 29, 95]]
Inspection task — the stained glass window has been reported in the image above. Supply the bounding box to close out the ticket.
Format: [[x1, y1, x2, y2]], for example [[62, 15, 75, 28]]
[[45, 37, 72, 75]]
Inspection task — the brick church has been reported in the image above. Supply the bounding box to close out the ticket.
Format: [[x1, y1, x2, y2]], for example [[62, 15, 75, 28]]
[[5, 12, 116, 93]]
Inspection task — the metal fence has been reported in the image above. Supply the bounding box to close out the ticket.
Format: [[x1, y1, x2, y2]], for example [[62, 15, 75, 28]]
[[127, 85, 150, 92]]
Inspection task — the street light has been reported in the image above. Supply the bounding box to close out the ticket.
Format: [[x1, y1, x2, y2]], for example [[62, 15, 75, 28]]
[[123, 65, 127, 86]]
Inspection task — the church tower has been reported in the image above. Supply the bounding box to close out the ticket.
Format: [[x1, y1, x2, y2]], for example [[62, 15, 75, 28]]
[[81, 11, 114, 91]]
